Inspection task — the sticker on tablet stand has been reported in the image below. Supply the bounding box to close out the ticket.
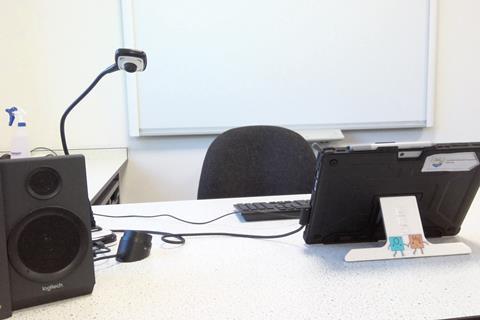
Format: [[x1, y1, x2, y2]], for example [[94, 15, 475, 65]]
[[422, 152, 479, 172]]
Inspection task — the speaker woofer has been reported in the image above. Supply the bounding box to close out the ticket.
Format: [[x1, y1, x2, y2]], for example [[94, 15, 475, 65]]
[[26, 167, 62, 200], [7, 207, 89, 283]]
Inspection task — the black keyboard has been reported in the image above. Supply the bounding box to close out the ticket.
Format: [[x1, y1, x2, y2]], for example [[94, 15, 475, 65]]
[[234, 200, 310, 221]]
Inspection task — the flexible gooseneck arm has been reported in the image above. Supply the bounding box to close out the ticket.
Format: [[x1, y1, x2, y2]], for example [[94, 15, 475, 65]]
[[60, 64, 119, 155]]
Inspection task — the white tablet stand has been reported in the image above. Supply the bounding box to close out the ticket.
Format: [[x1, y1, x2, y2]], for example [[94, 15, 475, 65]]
[[345, 196, 471, 262]]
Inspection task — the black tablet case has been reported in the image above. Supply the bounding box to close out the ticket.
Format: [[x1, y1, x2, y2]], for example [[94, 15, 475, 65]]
[[0, 171, 12, 319], [303, 143, 480, 244]]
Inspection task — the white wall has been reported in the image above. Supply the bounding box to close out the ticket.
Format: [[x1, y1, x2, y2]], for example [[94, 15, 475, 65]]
[[0, 1, 128, 150], [1, 0, 479, 203]]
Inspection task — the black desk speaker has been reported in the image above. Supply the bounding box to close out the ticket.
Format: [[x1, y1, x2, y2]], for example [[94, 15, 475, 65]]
[[0, 205, 11, 319], [0, 155, 95, 318]]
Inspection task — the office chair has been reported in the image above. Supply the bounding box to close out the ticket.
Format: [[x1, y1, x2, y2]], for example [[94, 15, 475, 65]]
[[197, 125, 316, 199]]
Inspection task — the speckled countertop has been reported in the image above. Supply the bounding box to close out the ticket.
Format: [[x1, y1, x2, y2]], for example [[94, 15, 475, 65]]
[[10, 194, 480, 320]]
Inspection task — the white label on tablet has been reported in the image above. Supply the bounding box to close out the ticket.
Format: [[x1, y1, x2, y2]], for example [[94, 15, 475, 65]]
[[422, 152, 479, 172]]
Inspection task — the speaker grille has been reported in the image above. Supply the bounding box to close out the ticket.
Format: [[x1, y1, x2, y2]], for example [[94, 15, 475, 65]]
[[27, 167, 61, 199], [8, 207, 89, 282], [17, 215, 80, 274]]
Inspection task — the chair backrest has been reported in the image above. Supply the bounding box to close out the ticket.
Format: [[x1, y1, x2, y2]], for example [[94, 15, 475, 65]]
[[197, 125, 316, 199]]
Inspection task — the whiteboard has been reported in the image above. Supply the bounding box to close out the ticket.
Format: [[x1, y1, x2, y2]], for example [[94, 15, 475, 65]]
[[122, 0, 437, 136]]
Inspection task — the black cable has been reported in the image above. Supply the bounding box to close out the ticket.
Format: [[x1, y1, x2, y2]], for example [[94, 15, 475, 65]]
[[30, 146, 58, 156], [91, 225, 103, 232], [60, 64, 119, 155], [93, 212, 237, 225], [93, 248, 111, 256], [92, 240, 112, 257], [111, 224, 305, 245], [94, 254, 118, 262], [94, 223, 304, 262]]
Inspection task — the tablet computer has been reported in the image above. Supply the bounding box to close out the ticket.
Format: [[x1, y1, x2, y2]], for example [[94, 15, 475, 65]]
[[302, 142, 480, 244]]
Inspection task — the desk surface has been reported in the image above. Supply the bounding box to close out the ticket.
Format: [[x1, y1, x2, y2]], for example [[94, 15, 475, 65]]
[[12, 194, 480, 320], [76, 148, 127, 203]]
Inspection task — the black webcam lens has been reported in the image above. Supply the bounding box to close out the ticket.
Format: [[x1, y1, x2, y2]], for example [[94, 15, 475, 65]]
[[124, 63, 138, 73]]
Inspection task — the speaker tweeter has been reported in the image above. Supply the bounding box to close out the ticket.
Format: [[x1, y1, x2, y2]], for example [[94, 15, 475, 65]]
[[27, 167, 62, 199]]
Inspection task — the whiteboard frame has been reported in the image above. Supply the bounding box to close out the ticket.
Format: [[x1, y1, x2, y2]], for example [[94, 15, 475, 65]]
[[121, 0, 437, 137]]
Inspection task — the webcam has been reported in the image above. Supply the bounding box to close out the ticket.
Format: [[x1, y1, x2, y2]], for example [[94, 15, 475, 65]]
[[61, 48, 147, 156], [115, 48, 147, 73]]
